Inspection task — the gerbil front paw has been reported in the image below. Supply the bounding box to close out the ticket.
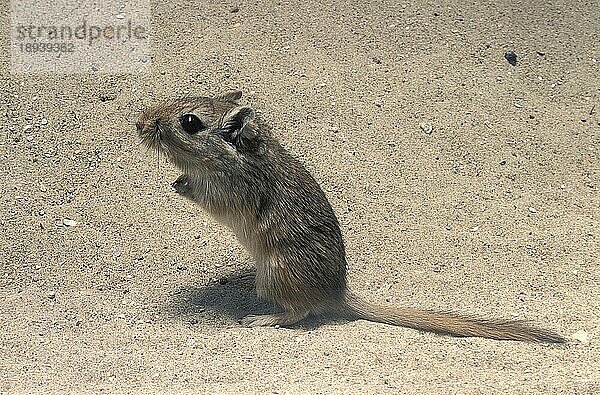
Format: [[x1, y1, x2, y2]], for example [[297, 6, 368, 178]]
[[171, 174, 193, 198]]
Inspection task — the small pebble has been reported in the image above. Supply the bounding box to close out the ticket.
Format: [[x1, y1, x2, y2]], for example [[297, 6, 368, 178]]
[[571, 330, 590, 343], [115, 13, 125, 19], [23, 124, 33, 132], [47, 291, 56, 299], [419, 122, 433, 134], [504, 51, 517, 66], [230, 5, 240, 13], [528, 207, 537, 213], [499, 160, 507, 165], [40, 118, 48, 125], [471, 226, 480, 232], [63, 218, 78, 227], [99, 94, 116, 102]]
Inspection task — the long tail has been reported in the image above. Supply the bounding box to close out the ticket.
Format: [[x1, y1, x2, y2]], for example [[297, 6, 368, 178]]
[[342, 291, 565, 343]]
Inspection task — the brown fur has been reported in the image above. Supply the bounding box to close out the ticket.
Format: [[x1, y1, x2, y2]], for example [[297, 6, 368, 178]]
[[136, 90, 564, 343]]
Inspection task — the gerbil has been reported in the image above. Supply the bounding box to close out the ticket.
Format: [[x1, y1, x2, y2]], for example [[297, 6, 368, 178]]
[[136, 90, 564, 343]]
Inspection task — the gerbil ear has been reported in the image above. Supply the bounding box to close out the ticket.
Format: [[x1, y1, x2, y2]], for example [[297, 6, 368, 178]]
[[220, 106, 256, 147], [215, 90, 243, 104]]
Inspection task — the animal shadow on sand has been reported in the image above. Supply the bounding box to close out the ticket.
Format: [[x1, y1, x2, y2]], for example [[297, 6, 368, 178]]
[[169, 267, 345, 329]]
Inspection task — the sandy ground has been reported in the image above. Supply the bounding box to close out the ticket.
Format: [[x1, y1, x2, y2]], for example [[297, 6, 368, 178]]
[[1, 0, 599, 393]]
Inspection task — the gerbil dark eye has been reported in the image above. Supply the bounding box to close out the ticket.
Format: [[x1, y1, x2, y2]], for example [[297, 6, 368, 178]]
[[180, 114, 204, 134]]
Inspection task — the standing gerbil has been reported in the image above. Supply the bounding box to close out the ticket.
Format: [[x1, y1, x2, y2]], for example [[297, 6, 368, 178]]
[[136, 90, 564, 342]]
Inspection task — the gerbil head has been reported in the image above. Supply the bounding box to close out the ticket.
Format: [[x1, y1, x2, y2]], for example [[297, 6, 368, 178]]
[[136, 90, 266, 175]]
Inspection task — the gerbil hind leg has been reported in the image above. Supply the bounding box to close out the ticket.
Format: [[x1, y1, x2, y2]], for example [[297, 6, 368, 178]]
[[240, 309, 309, 327], [243, 259, 310, 326]]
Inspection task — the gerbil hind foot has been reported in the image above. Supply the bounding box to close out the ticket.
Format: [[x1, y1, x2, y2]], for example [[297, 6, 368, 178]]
[[241, 310, 309, 327]]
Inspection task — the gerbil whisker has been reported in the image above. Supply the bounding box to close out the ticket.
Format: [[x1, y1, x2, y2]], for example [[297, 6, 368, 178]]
[[142, 141, 153, 155], [155, 144, 161, 185]]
